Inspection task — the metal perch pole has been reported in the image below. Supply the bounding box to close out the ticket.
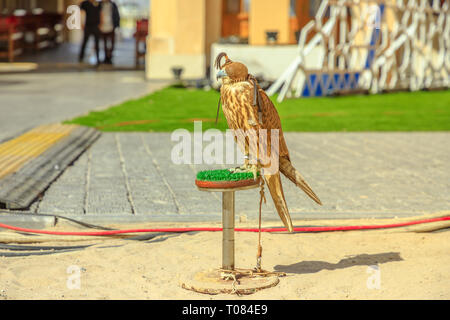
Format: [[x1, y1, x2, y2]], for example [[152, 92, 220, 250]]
[[181, 175, 281, 295], [222, 191, 235, 270]]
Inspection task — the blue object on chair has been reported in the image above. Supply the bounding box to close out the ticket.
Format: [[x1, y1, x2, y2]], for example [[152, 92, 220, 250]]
[[349, 74, 356, 89], [302, 83, 310, 97], [315, 79, 323, 96], [322, 74, 331, 95], [354, 72, 360, 84], [343, 73, 351, 89], [332, 73, 341, 92], [309, 74, 318, 91]]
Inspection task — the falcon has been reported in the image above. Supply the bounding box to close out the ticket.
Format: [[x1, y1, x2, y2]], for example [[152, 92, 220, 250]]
[[215, 52, 322, 232]]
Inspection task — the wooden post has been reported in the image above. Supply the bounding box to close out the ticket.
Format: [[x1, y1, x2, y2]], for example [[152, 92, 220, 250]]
[[222, 191, 235, 270]]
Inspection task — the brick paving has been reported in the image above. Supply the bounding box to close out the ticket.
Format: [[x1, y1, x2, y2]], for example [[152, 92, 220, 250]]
[[0, 71, 168, 143], [31, 132, 450, 223]]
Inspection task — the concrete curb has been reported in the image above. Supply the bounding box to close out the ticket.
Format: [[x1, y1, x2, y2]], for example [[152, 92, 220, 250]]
[[0, 213, 56, 230], [0, 211, 430, 231]]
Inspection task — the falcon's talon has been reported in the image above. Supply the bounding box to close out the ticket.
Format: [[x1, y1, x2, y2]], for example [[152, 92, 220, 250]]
[[228, 163, 260, 180], [228, 165, 247, 173], [243, 163, 258, 180]]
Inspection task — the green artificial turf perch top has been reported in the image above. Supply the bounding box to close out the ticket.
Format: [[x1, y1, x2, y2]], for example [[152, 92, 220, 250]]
[[196, 169, 260, 182]]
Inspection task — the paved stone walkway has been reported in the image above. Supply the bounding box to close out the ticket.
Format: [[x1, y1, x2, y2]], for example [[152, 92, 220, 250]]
[[0, 71, 168, 143], [30, 132, 450, 223]]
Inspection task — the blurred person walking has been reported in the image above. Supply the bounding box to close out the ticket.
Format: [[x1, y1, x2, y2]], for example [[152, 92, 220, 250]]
[[99, 0, 120, 64], [78, 0, 101, 65]]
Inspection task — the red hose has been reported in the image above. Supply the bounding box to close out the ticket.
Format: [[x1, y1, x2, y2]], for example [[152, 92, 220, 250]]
[[0, 216, 449, 236]]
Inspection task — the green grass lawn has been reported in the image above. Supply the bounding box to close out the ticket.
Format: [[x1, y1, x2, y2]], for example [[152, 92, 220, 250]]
[[66, 86, 450, 132]]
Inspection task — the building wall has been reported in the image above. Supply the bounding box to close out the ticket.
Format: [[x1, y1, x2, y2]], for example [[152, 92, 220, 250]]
[[63, 0, 82, 44], [205, 0, 222, 70], [146, 0, 222, 80], [249, 0, 290, 45], [145, 0, 312, 79]]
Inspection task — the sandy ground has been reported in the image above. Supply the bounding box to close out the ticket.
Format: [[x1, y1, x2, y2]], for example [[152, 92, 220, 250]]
[[0, 218, 449, 300]]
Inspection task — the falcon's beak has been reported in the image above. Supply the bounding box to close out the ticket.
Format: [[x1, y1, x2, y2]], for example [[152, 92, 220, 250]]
[[216, 69, 227, 81]]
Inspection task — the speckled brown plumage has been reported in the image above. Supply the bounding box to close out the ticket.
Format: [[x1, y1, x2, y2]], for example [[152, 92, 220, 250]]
[[216, 53, 322, 232]]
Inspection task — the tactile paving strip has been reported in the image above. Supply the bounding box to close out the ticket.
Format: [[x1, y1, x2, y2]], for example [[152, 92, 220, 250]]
[[0, 124, 100, 209], [0, 124, 78, 180]]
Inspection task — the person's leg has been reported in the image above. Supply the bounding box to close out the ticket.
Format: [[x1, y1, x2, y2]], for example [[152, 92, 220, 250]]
[[105, 33, 111, 63], [102, 32, 108, 63], [78, 28, 90, 62], [109, 30, 115, 63], [93, 28, 100, 65], [103, 32, 113, 63]]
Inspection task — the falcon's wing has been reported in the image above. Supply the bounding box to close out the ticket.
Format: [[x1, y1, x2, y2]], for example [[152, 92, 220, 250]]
[[258, 88, 322, 205], [258, 89, 290, 159]]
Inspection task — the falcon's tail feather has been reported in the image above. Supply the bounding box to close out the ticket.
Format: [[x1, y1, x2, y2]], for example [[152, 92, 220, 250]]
[[264, 172, 294, 233], [279, 157, 322, 205]]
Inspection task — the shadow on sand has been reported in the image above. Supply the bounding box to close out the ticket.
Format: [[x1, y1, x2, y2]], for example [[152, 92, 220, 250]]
[[274, 252, 403, 274]]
